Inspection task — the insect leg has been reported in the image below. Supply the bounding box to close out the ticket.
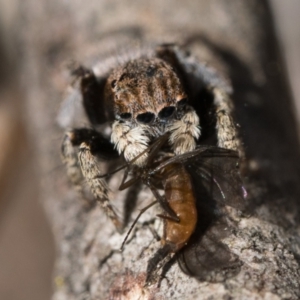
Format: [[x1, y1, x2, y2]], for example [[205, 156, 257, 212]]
[[145, 244, 174, 285], [149, 185, 179, 222], [120, 200, 158, 251]]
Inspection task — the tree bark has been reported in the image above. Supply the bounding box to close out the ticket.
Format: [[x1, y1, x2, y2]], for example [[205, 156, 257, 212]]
[[8, 0, 300, 299]]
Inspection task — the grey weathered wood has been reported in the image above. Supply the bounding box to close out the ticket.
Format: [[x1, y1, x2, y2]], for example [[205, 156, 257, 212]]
[[10, 0, 300, 299]]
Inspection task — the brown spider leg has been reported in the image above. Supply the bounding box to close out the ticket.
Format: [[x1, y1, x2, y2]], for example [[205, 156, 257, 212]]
[[212, 88, 241, 152], [61, 132, 85, 194], [61, 129, 122, 231], [78, 142, 123, 232], [69, 62, 108, 125]]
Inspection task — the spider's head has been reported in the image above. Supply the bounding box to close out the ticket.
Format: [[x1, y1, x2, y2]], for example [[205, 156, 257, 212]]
[[106, 58, 187, 128], [108, 57, 199, 166]]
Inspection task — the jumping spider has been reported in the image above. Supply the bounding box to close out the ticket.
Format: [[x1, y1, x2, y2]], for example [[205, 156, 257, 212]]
[[60, 43, 241, 231]]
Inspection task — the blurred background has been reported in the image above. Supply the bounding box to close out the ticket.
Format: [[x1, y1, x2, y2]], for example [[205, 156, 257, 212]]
[[0, 1, 299, 299]]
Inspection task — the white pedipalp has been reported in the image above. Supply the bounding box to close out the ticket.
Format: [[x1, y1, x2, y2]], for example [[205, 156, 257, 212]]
[[168, 108, 201, 155], [111, 120, 150, 165]]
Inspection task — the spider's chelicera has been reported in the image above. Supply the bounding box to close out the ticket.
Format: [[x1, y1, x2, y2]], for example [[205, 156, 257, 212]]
[[60, 44, 241, 231]]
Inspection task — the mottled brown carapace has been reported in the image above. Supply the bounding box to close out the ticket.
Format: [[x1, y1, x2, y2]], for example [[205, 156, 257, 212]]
[[105, 58, 187, 121], [106, 57, 201, 165]]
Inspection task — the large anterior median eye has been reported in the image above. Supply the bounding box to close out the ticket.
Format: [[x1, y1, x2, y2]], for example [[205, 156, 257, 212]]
[[158, 106, 175, 120], [111, 80, 117, 88], [136, 112, 155, 124], [119, 112, 132, 120]]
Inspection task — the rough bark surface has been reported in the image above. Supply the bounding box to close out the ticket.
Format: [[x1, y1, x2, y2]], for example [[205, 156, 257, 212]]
[[8, 0, 300, 299]]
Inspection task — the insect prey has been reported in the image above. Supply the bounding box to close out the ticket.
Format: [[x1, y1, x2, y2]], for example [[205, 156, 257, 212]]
[[117, 134, 246, 284]]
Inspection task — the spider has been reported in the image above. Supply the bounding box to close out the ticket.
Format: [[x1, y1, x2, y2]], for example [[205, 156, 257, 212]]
[[59, 43, 241, 231]]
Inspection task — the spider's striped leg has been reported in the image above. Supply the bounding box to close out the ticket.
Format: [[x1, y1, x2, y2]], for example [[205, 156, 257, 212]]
[[61, 128, 123, 232]]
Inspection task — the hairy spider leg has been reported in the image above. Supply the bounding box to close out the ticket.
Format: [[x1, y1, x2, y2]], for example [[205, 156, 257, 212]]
[[61, 128, 122, 232], [212, 88, 241, 152]]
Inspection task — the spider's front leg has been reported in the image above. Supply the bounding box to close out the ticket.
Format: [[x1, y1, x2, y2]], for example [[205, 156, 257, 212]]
[[61, 128, 123, 232], [213, 88, 241, 152], [155, 44, 241, 154]]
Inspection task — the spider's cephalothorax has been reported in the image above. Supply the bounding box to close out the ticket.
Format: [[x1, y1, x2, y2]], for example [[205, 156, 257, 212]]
[[60, 44, 241, 230], [106, 57, 200, 165]]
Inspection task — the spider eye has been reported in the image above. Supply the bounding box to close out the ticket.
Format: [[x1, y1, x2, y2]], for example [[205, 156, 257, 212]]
[[119, 112, 132, 120], [146, 66, 156, 77], [158, 106, 175, 120], [177, 98, 188, 107], [136, 112, 155, 124], [111, 80, 117, 88]]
